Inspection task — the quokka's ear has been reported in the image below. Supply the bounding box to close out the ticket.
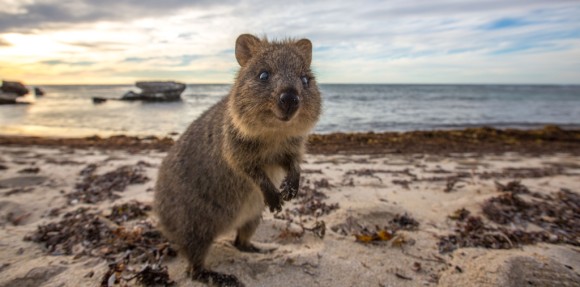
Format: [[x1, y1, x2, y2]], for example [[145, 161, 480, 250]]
[[235, 34, 261, 67], [295, 39, 312, 66]]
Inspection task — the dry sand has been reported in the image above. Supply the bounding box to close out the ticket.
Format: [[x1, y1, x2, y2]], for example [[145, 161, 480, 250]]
[[0, 144, 578, 287]]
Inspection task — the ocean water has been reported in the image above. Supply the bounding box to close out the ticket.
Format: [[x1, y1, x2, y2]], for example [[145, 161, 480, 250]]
[[1, 84, 579, 137]]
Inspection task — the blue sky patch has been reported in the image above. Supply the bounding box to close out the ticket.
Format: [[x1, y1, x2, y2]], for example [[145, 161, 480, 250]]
[[483, 18, 529, 30]]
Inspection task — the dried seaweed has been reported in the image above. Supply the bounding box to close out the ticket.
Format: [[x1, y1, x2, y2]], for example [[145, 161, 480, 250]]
[[438, 216, 553, 254], [482, 186, 579, 245], [108, 201, 152, 224], [17, 167, 40, 174], [4, 187, 34, 196], [274, 183, 336, 239], [101, 256, 175, 287], [392, 179, 410, 189], [2, 126, 580, 155], [67, 163, 149, 204], [332, 213, 420, 245], [26, 201, 176, 286], [391, 213, 420, 231], [440, 181, 579, 253], [291, 185, 339, 217], [448, 208, 470, 221], [355, 229, 393, 243], [494, 180, 529, 194], [24, 201, 174, 260]]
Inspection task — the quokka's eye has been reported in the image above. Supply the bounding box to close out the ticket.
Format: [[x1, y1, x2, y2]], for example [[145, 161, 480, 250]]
[[259, 71, 269, 81], [301, 76, 309, 87]]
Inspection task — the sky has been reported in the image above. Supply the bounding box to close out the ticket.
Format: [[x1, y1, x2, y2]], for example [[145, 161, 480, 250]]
[[0, 0, 579, 85]]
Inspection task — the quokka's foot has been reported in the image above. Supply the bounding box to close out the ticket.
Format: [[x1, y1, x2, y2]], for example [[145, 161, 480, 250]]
[[233, 237, 277, 253], [192, 268, 245, 287]]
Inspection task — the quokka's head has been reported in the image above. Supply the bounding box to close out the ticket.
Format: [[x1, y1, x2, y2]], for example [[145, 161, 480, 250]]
[[229, 34, 321, 137]]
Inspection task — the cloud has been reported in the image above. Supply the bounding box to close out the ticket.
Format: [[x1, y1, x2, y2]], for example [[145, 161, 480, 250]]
[[0, 0, 579, 84], [0, 37, 10, 46], [121, 54, 202, 67], [41, 59, 96, 66], [0, 0, 235, 32]]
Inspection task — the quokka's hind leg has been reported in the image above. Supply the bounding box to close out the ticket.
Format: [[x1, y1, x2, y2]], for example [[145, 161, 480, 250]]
[[182, 233, 244, 286], [233, 216, 263, 253]]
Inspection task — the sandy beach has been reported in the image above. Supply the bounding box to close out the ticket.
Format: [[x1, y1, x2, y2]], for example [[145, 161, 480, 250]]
[[0, 128, 578, 287]]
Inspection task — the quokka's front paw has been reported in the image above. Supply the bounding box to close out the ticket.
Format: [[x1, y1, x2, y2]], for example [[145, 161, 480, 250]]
[[280, 178, 299, 201], [264, 190, 283, 213]]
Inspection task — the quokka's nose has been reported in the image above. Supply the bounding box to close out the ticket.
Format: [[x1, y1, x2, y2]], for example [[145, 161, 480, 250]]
[[278, 92, 300, 118]]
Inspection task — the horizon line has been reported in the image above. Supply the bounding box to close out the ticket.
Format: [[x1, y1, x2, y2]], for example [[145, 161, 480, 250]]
[[16, 82, 580, 86]]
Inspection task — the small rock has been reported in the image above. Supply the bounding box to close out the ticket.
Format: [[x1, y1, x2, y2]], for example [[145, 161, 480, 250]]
[[33, 87, 44, 96], [92, 97, 107, 104]]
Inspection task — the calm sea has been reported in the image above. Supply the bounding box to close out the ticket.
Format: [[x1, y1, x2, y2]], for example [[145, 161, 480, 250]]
[[1, 84, 579, 137]]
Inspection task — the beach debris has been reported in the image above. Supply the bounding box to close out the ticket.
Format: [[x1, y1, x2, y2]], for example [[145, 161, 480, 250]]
[[307, 126, 580, 155], [6, 211, 31, 225], [437, 215, 556, 254], [2, 126, 579, 155], [291, 185, 339, 217], [25, 201, 176, 285], [274, 182, 335, 240], [332, 213, 420, 245], [392, 179, 410, 189], [494, 180, 529, 194], [391, 213, 420, 231], [313, 178, 332, 189], [100, 255, 175, 287], [4, 187, 34, 196], [66, 163, 149, 204], [448, 208, 470, 221], [479, 166, 566, 180], [355, 229, 393, 243], [107, 201, 152, 224], [24, 201, 174, 259], [0, 135, 175, 152], [482, 185, 579, 245], [0, 164, 7, 170], [395, 271, 413, 280], [17, 167, 40, 174], [444, 178, 458, 192], [411, 262, 422, 272], [0, 262, 10, 273]]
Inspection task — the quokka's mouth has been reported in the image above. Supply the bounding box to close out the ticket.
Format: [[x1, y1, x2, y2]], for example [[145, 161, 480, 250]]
[[271, 107, 298, 122]]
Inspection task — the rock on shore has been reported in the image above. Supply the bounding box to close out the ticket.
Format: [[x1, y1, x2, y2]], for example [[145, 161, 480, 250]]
[[0, 80, 29, 105], [121, 81, 186, 101], [1, 80, 29, 96]]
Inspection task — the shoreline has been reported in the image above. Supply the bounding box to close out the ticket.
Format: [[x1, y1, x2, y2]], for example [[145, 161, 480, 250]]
[[1, 125, 578, 155]]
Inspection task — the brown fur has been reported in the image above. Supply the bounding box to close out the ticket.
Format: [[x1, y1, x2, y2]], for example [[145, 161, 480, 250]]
[[154, 34, 321, 286]]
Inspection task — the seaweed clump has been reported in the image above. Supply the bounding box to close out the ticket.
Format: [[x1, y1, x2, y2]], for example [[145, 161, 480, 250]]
[[439, 181, 579, 253], [67, 163, 150, 204], [24, 201, 176, 286]]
